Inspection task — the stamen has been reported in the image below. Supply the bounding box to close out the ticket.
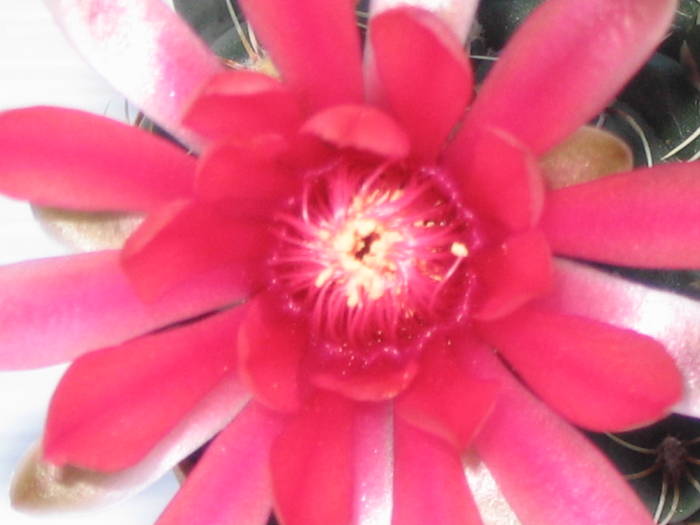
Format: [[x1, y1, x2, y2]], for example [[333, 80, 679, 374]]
[[272, 160, 480, 353]]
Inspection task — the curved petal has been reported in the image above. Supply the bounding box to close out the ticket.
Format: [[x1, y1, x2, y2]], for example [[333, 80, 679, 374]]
[[542, 163, 700, 267], [237, 292, 307, 413], [44, 307, 247, 471], [195, 134, 296, 202], [301, 104, 410, 160], [13, 376, 247, 512], [456, 0, 676, 155], [353, 403, 394, 525], [44, 0, 223, 146], [0, 108, 195, 211], [469, 346, 657, 525], [444, 127, 544, 232], [0, 251, 244, 370], [370, 7, 472, 161], [471, 230, 552, 321], [156, 403, 283, 525], [369, 0, 478, 42], [541, 259, 700, 419], [476, 306, 682, 431], [271, 392, 355, 525], [238, 0, 363, 112], [122, 199, 273, 300], [182, 71, 303, 144], [393, 420, 483, 525], [396, 334, 497, 450]]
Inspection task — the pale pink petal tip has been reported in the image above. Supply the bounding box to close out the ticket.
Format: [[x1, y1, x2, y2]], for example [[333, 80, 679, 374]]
[[44, 0, 223, 146]]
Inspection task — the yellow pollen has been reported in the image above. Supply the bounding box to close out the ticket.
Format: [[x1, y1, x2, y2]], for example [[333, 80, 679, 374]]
[[314, 214, 403, 307], [451, 242, 469, 258], [315, 267, 333, 287]]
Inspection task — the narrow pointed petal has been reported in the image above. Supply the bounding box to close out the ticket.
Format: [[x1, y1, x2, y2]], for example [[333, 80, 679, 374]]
[[393, 420, 483, 525], [369, 0, 478, 42], [0, 108, 195, 211], [122, 199, 272, 300], [182, 71, 303, 144], [470, 346, 657, 525], [0, 251, 244, 370], [476, 307, 681, 431], [472, 230, 552, 321], [271, 393, 354, 525], [13, 377, 247, 512], [444, 128, 544, 232], [353, 403, 394, 525], [542, 163, 700, 267], [542, 259, 700, 418], [237, 293, 307, 413], [396, 335, 497, 449], [156, 403, 283, 525], [196, 134, 296, 202], [238, 0, 363, 112], [44, 307, 246, 471], [301, 105, 410, 160], [44, 0, 223, 146], [370, 7, 472, 161], [456, 0, 676, 155]]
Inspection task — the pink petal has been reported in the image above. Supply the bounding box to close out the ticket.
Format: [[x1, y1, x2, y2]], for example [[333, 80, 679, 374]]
[[44, 0, 223, 146], [237, 293, 307, 413], [44, 307, 247, 471], [14, 377, 248, 512], [396, 334, 497, 449], [122, 199, 272, 300], [370, 7, 472, 161], [156, 403, 284, 525], [541, 258, 700, 418], [393, 420, 483, 525], [0, 108, 194, 211], [182, 71, 303, 144], [352, 403, 394, 525], [301, 104, 410, 160], [238, 0, 363, 112], [470, 346, 657, 525], [271, 393, 354, 525], [0, 251, 245, 370], [456, 0, 676, 155], [542, 163, 700, 267], [472, 230, 552, 321], [476, 306, 682, 431], [444, 127, 544, 232], [195, 134, 296, 202], [369, 0, 478, 42]]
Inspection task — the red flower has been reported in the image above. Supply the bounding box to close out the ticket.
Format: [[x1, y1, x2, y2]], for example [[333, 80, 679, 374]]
[[1, 0, 699, 524]]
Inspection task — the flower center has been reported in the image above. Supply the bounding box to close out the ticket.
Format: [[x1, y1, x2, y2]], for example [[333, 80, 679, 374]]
[[272, 158, 480, 355]]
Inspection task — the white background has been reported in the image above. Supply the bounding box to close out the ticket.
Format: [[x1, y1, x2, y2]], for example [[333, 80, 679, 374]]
[[0, 1, 179, 523]]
